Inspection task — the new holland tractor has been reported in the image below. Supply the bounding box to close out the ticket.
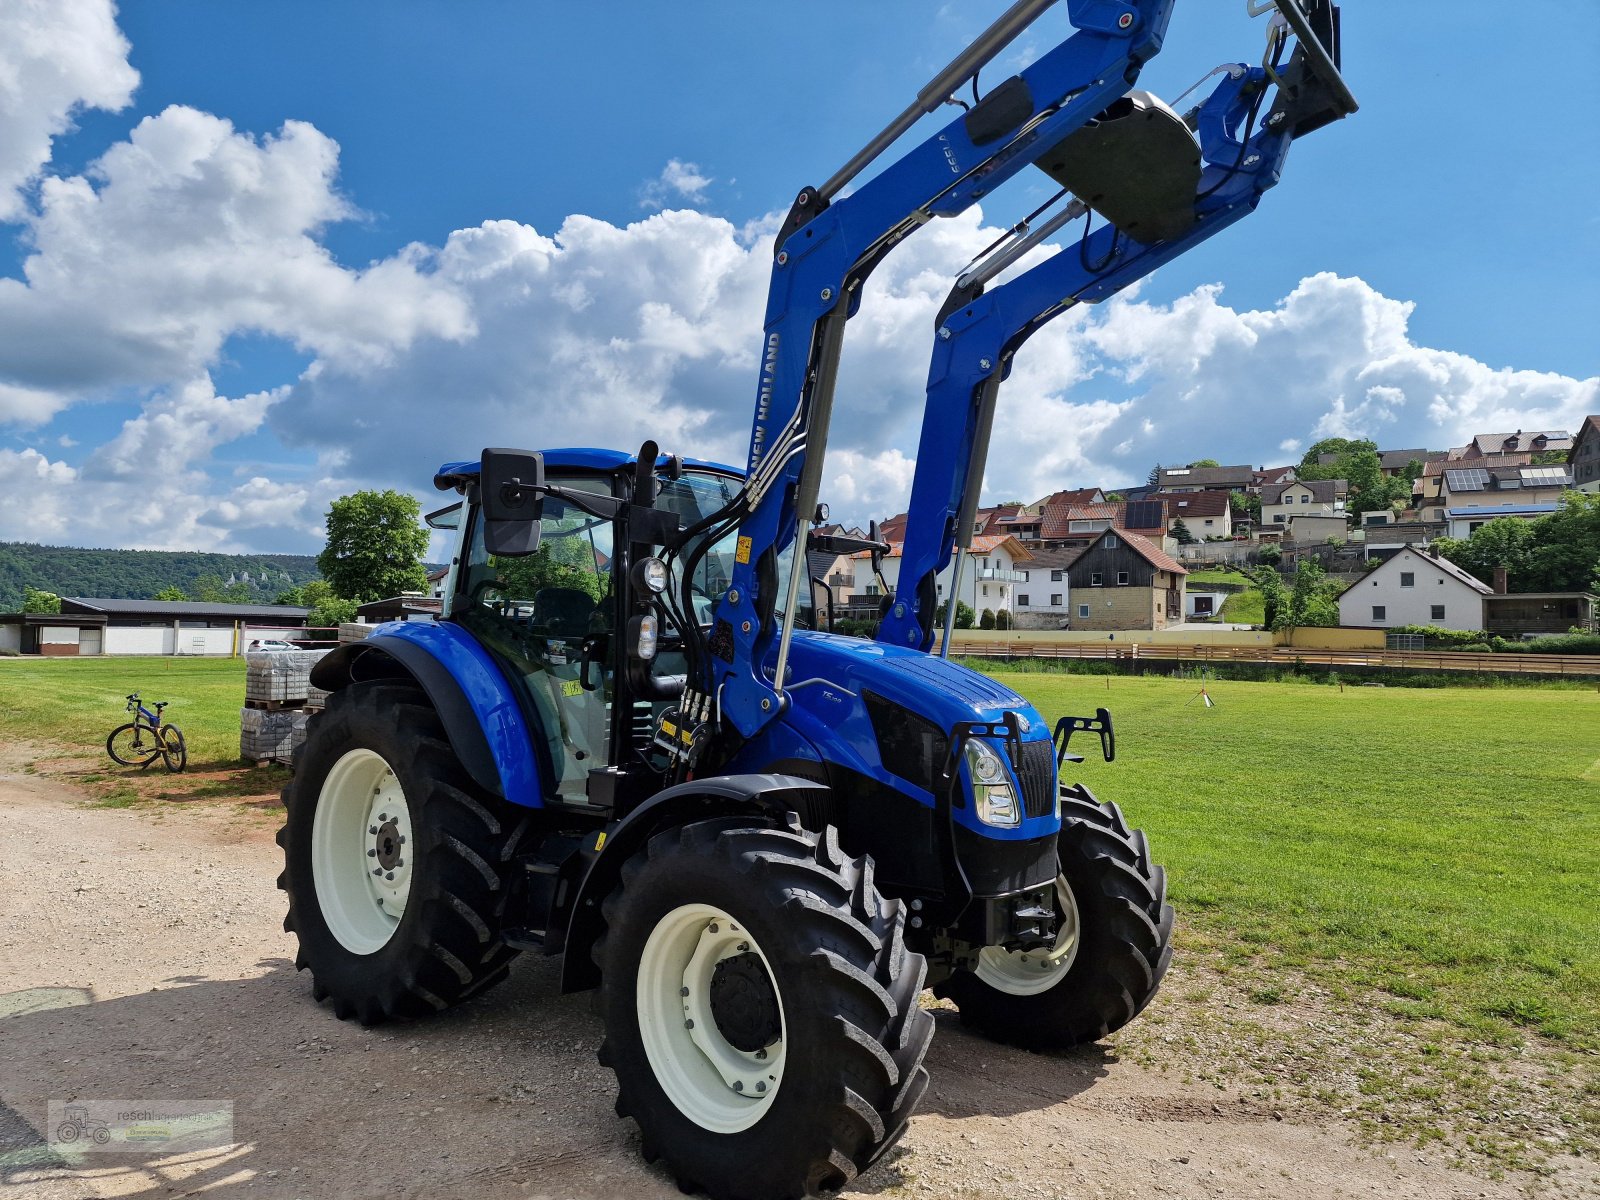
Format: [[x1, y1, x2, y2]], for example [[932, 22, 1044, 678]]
[[278, 3, 1354, 1195]]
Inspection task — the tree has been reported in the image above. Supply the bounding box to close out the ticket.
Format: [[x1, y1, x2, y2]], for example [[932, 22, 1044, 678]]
[[1147, 462, 1163, 488], [1248, 566, 1287, 629], [1189, 458, 1221, 468], [934, 600, 976, 629], [494, 537, 606, 605], [1287, 561, 1341, 627], [1299, 437, 1408, 517], [153, 585, 188, 601], [318, 490, 430, 603], [308, 596, 359, 628], [994, 608, 1013, 630], [1257, 544, 1282, 567], [1230, 492, 1262, 523], [276, 579, 339, 608], [979, 608, 996, 630], [21, 586, 60, 614], [1171, 519, 1197, 545]]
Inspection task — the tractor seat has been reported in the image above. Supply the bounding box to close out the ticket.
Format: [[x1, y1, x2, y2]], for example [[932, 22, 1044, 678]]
[[531, 587, 596, 639]]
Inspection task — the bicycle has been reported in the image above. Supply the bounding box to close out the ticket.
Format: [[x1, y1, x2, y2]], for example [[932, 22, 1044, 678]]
[[106, 692, 187, 772]]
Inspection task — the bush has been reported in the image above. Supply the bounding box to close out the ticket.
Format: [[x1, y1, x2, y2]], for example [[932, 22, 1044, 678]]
[[832, 617, 875, 638], [1390, 624, 1493, 650], [1459, 642, 1493, 652], [1491, 632, 1600, 655], [979, 608, 996, 630], [934, 600, 976, 630], [994, 609, 1013, 630]]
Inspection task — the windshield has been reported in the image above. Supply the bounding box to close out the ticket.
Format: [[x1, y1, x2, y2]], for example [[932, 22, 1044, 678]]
[[657, 471, 741, 623]]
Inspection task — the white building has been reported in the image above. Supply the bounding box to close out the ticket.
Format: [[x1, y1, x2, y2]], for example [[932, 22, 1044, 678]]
[[1336, 546, 1491, 632], [1261, 478, 1348, 528], [852, 534, 1032, 618], [1013, 548, 1080, 629]]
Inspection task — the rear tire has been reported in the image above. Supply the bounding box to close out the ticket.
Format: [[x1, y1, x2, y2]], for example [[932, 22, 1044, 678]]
[[277, 681, 529, 1025], [934, 788, 1173, 1049], [106, 723, 158, 767], [596, 816, 933, 1200]]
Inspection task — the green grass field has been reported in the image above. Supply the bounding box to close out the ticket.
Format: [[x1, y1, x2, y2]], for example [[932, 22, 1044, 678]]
[[0, 656, 249, 768], [2, 656, 1595, 1159], [993, 672, 1599, 1056]]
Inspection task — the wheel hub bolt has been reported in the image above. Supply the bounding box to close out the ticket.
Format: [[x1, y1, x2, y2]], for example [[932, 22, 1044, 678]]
[[369, 826, 378, 835], [379, 813, 388, 821], [733, 1081, 743, 1092], [685, 1019, 694, 1029], [708, 923, 719, 933], [680, 987, 690, 997], [368, 849, 376, 858], [385, 872, 395, 881], [756, 1049, 767, 1060], [372, 868, 382, 876], [756, 1082, 767, 1093], [737, 942, 749, 952], [398, 836, 406, 845], [396, 858, 404, 868]]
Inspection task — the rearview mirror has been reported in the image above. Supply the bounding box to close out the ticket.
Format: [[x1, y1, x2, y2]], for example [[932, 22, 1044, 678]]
[[480, 448, 546, 556]]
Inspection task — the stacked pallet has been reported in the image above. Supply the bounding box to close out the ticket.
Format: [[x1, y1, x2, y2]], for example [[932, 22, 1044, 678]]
[[241, 649, 330, 765]]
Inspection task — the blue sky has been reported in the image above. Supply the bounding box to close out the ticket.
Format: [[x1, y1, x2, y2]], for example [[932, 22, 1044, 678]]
[[1, 1, 1596, 552]]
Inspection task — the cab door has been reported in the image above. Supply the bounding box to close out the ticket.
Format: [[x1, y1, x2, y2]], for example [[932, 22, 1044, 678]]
[[453, 475, 618, 804]]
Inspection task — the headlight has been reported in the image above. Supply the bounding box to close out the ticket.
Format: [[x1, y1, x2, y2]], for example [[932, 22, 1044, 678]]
[[633, 556, 669, 594], [964, 740, 1019, 827]]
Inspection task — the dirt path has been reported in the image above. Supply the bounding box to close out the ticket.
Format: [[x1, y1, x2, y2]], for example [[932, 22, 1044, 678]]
[[0, 751, 1582, 1200]]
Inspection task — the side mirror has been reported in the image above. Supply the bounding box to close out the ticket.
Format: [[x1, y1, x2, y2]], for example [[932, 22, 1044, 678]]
[[480, 448, 546, 556]]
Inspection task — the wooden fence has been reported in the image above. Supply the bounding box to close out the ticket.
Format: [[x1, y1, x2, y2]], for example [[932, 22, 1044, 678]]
[[944, 639, 1600, 678]]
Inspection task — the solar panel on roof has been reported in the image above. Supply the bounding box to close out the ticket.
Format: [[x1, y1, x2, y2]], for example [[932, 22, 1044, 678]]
[[1125, 500, 1164, 529], [1520, 466, 1569, 484], [1444, 468, 1489, 491]]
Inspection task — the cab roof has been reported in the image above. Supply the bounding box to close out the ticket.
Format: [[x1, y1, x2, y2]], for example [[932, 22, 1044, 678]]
[[433, 447, 744, 491]]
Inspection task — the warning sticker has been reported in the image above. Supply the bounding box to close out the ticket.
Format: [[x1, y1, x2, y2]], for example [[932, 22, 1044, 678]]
[[735, 536, 752, 565]]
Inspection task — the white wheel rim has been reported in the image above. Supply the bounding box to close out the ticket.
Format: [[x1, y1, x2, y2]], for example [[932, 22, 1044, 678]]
[[974, 874, 1081, 996], [311, 748, 413, 955], [636, 904, 786, 1133]]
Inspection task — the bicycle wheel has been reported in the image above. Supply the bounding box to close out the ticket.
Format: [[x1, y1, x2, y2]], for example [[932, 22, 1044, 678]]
[[107, 723, 160, 767], [159, 725, 187, 773]]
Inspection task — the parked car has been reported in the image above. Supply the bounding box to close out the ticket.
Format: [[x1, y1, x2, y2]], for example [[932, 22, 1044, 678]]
[[249, 638, 299, 652]]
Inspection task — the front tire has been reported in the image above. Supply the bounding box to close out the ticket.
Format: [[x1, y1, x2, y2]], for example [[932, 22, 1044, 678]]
[[159, 725, 186, 773], [934, 788, 1174, 1049], [597, 817, 933, 1200], [277, 681, 529, 1025]]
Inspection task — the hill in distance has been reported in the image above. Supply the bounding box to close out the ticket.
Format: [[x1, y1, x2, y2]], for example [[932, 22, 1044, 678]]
[[0, 542, 323, 610]]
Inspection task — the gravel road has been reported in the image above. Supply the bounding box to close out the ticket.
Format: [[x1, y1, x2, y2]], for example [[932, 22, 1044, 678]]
[[0, 748, 1558, 1199]]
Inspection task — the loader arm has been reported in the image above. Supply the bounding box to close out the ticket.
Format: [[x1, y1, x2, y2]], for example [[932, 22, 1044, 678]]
[[691, 0, 1185, 741], [877, 2, 1357, 653]]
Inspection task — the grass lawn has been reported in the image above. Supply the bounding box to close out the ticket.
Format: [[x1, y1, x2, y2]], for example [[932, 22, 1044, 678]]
[[0, 656, 285, 803], [1000, 670, 1599, 1164], [1183, 568, 1264, 624]]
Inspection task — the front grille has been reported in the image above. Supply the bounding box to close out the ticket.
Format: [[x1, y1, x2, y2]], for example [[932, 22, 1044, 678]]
[[1012, 738, 1057, 819]]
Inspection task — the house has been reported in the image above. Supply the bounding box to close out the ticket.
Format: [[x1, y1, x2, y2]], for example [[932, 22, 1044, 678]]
[[1252, 465, 1297, 492], [1440, 463, 1571, 507], [1261, 479, 1348, 543], [1013, 547, 1085, 629], [1568, 415, 1600, 494], [1414, 453, 1529, 521], [1261, 478, 1348, 525], [1150, 490, 1233, 540], [1028, 488, 1110, 546], [356, 595, 443, 624], [0, 597, 311, 656], [1484, 592, 1599, 636], [1063, 530, 1187, 631], [1336, 547, 1491, 632], [1156, 464, 1255, 493], [1445, 502, 1562, 539], [1460, 430, 1573, 459], [1359, 519, 1446, 562], [849, 534, 1032, 621]]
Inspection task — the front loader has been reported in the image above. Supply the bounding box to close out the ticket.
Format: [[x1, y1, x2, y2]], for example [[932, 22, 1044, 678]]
[[276, 3, 1355, 1197]]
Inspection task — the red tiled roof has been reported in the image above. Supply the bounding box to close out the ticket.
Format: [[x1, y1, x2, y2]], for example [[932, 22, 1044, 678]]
[[1118, 530, 1187, 575], [1150, 490, 1231, 517]]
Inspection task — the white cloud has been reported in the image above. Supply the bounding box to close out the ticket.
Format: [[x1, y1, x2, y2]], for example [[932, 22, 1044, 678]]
[[640, 158, 713, 209], [0, 0, 139, 221], [0, 105, 471, 422]]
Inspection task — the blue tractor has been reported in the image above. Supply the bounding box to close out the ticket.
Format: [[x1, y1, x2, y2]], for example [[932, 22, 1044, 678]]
[[278, 3, 1354, 1195]]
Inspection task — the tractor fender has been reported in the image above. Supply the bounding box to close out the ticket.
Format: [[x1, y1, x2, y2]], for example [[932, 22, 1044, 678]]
[[309, 623, 544, 807], [558, 774, 833, 993]]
